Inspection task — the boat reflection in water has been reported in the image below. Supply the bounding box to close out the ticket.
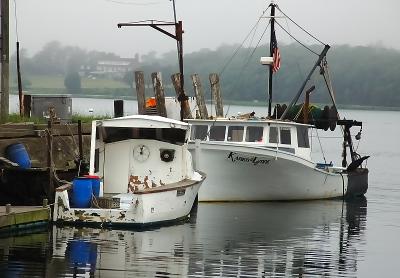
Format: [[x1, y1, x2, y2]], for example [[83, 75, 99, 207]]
[[0, 198, 367, 277]]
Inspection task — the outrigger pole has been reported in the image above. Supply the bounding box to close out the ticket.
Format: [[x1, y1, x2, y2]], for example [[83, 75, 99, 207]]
[[117, 1, 188, 121], [280, 44, 330, 120]]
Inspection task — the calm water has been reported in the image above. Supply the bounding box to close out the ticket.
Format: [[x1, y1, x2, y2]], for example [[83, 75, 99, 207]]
[[3, 97, 400, 277]]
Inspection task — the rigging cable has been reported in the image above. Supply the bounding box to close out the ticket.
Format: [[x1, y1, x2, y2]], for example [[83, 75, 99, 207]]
[[218, 6, 271, 76], [276, 5, 326, 46], [275, 21, 319, 56], [224, 20, 271, 117]]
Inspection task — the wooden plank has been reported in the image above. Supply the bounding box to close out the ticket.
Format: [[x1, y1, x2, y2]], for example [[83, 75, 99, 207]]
[[171, 73, 193, 119], [151, 72, 167, 117], [135, 71, 146, 115], [0, 206, 50, 230], [209, 73, 224, 117], [191, 74, 208, 119]]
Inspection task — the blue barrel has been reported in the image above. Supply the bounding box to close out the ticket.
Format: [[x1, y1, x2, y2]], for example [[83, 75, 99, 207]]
[[72, 178, 93, 208], [68, 240, 98, 267], [6, 143, 31, 169], [84, 175, 100, 197]]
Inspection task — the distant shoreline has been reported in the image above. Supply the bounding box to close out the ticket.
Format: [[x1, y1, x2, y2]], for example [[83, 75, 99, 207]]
[[9, 92, 400, 112]]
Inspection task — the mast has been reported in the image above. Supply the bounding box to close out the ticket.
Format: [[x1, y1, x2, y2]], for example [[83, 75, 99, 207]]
[[267, 1, 276, 117]]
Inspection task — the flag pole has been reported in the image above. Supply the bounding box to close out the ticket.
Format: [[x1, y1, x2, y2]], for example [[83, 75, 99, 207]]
[[267, 1, 276, 117]]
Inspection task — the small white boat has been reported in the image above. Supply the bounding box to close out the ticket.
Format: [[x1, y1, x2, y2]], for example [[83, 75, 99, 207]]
[[53, 115, 205, 227]]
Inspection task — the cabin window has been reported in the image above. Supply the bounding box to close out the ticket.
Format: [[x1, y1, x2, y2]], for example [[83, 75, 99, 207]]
[[209, 126, 226, 141], [269, 127, 279, 143], [227, 126, 244, 142], [191, 125, 208, 140], [280, 128, 291, 145], [297, 126, 310, 148], [246, 126, 264, 142], [102, 127, 185, 145]]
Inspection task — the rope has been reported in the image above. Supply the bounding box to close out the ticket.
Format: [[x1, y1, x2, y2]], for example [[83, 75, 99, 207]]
[[276, 5, 326, 45]]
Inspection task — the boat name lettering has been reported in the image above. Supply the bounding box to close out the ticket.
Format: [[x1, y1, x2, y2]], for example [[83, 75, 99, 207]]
[[227, 152, 270, 166]]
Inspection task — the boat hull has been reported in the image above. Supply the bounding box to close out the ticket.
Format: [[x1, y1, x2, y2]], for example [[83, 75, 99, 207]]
[[190, 142, 348, 201], [53, 176, 204, 227]]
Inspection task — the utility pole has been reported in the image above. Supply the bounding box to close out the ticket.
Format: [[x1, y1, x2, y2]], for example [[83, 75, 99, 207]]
[[0, 0, 9, 123]]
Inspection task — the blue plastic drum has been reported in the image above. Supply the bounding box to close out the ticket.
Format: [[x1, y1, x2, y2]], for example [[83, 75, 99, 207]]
[[6, 143, 31, 169], [72, 178, 93, 208]]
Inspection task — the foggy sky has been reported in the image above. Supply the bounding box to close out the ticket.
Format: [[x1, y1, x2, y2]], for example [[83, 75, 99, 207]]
[[9, 0, 400, 58]]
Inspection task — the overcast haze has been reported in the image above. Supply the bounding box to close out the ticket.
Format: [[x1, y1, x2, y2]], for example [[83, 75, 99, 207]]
[[9, 0, 400, 58]]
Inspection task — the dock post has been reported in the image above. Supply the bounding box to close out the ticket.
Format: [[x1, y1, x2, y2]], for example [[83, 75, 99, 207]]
[[47, 121, 54, 202], [43, 199, 48, 208], [171, 73, 193, 119], [5, 204, 11, 214], [209, 73, 224, 117], [78, 120, 83, 163], [114, 100, 124, 118], [151, 72, 167, 117], [135, 71, 146, 115], [191, 74, 208, 119]]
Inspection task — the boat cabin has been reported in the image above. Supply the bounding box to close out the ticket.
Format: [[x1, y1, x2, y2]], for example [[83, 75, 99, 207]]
[[187, 119, 312, 160], [89, 115, 194, 194]]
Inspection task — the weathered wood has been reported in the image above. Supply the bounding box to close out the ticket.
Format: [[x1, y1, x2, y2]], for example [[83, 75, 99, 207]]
[[171, 73, 193, 119], [135, 71, 146, 115], [151, 72, 167, 117], [191, 74, 208, 119], [0, 206, 50, 230], [114, 100, 124, 118], [209, 73, 224, 117], [0, 123, 92, 138], [78, 120, 83, 162], [0, 135, 91, 170], [47, 121, 54, 199]]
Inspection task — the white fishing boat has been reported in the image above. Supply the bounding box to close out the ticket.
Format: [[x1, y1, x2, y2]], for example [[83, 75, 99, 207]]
[[186, 2, 369, 201], [53, 115, 205, 227]]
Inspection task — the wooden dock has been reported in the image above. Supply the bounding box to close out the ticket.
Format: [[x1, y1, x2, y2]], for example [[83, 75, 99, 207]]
[[0, 205, 50, 233]]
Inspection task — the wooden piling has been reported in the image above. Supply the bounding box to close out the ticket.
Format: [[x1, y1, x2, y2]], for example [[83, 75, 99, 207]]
[[135, 71, 146, 115], [47, 121, 54, 201], [171, 73, 193, 119], [22, 94, 32, 118], [114, 100, 124, 118], [191, 74, 208, 119], [209, 73, 224, 117], [151, 72, 167, 117], [78, 120, 83, 163]]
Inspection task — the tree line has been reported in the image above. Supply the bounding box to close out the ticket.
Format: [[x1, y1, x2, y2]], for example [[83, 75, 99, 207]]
[[11, 41, 400, 108]]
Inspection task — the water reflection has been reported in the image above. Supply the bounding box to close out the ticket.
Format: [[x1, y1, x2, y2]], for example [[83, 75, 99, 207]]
[[0, 198, 366, 277]]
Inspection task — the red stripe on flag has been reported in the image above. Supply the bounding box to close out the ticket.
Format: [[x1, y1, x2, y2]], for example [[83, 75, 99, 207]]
[[272, 47, 281, 73]]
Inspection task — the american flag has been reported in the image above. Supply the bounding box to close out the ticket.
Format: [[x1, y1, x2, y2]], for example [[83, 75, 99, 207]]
[[271, 30, 281, 73]]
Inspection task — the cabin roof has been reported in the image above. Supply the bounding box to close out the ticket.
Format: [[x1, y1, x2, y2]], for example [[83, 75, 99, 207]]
[[186, 118, 313, 127], [97, 115, 189, 129]]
